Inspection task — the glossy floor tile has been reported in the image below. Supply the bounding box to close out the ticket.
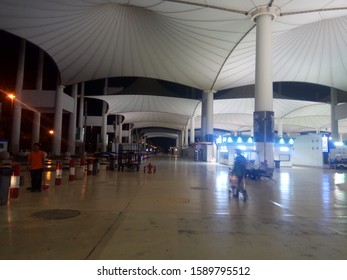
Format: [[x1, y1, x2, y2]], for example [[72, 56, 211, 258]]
[[0, 155, 346, 260]]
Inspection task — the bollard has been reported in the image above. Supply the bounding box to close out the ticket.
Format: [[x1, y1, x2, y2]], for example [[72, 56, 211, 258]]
[[87, 158, 93, 176], [0, 166, 13, 205], [41, 182, 50, 190], [69, 159, 75, 181], [55, 162, 62, 185], [10, 163, 20, 199], [76, 158, 86, 179], [80, 158, 86, 170], [147, 163, 153, 174]]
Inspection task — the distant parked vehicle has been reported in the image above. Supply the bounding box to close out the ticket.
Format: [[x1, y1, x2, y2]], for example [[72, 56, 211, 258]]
[[336, 159, 347, 170], [16, 149, 30, 158], [94, 152, 116, 159]]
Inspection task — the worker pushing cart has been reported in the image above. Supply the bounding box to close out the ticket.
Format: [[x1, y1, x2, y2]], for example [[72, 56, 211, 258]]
[[229, 149, 248, 201]]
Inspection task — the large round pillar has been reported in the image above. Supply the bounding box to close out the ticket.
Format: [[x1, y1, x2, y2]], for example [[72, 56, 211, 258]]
[[117, 116, 123, 144], [277, 117, 283, 138], [31, 49, 44, 146], [250, 6, 280, 165], [36, 49, 44, 90], [201, 92, 207, 141], [202, 90, 215, 142], [31, 112, 41, 145], [128, 124, 134, 144], [101, 78, 108, 152], [67, 84, 78, 155], [330, 88, 339, 141], [52, 85, 64, 156], [190, 117, 195, 144], [78, 83, 85, 143], [184, 125, 189, 147], [10, 39, 26, 154]]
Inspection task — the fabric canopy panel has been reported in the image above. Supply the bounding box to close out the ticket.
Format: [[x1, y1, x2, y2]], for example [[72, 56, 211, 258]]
[[1, 0, 347, 92], [87, 94, 346, 134], [1, 0, 347, 137], [87, 94, 200, 130]]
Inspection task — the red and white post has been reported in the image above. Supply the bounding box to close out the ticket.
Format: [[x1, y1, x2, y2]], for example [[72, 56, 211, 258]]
[[87, 158, 93, 176], [69, 159, 75, 181], [55, 162, 62, 185], [10, 163, 20, 199], [80, 159, 86, 170]]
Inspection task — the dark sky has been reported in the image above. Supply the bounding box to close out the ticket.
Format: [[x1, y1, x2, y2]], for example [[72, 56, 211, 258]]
[[147, 137, 176, 153]]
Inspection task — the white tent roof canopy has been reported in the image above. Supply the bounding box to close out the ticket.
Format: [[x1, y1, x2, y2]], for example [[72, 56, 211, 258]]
[[1, 0, 347, 136], [1, 0, 347, 91], [87, 94, 347, 135]]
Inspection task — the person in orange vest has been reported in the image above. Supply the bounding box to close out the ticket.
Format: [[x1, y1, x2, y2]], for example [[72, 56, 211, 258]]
[[27, 143, 46, 192]]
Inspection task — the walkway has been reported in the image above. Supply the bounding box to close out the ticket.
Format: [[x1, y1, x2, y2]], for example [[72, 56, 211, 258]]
[[1, 156, 346, 260]]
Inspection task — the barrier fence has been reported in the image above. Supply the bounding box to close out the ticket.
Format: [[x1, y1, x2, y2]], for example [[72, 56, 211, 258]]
[[2, 155, 153, 205]]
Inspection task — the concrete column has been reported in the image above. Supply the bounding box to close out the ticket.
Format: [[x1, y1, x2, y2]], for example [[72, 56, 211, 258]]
[[184, 125, 189, 147], [31, 112, 41, 145], [67, 84, 78, 155], [128, 124, 133, 144], [331, 87, 339, 141], [205, 90, 214, 142], [180, 129, 184, 148], [36, 49, 44, 90], [201, 90, 215, 142], [277, 117, 283, 138], [52, 85, 64, 156], [101, 78, 108, 152], [113, 120, 117, 152], [78, 83, 85, 142], [201, 92, 207, 141], [190, 117, 195, 144], [117, 117, 123, 144], [31, 49, 44, 146], [250, 6, 280, 166], [10, 39, 26, 154], [254, 14, 273, 112]]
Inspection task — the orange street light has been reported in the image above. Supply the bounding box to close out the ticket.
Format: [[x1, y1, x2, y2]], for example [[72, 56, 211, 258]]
[[49, 130, 54, 135], [7, 93, 15, 100]]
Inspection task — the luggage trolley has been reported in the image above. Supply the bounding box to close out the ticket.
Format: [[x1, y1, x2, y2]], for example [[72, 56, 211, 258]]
[[117, 143, 142, 172], [228, 167, 239, 197], [228, 167, 247, 199]]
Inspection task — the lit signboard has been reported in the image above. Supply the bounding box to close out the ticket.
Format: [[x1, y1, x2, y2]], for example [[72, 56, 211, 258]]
[[322, 135, 328, 152]]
